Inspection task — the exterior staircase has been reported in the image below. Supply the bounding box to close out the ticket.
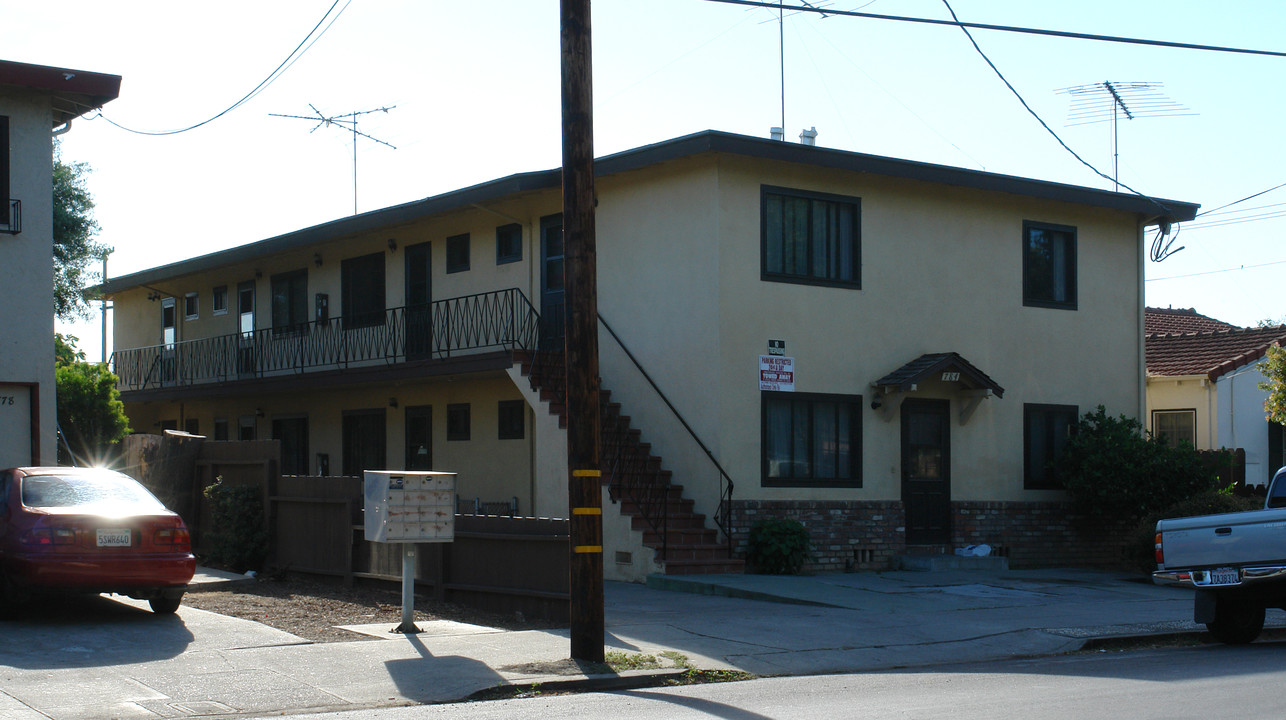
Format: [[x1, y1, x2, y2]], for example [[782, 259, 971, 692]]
[[517, 349, 742, 575]]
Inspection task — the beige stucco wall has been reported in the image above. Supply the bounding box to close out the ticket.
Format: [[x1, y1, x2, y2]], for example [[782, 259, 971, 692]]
[[1146, 374, 1215, 449], [0, 90, 56, 466]]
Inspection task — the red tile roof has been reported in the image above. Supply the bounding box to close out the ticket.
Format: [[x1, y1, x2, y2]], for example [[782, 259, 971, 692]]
[[1146, 325, 1286, 380], [1145, 306, 1238, 336]]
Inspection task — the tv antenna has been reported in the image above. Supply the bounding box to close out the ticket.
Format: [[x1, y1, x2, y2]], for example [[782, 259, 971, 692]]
[[271, 104, 397, 215], [757, 2, 834, 136], [1055, 81, 1193, 191]]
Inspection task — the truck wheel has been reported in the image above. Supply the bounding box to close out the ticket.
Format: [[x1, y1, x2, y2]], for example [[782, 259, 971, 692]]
[[1206, 593, 1265, 644]]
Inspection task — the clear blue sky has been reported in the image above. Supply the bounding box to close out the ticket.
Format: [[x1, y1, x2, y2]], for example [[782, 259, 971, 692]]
[[5, 0, 1283, 358]]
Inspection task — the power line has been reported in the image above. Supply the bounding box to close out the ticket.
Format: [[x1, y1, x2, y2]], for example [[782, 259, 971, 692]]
[[1197, 182, 1286, 217], [1148, 258, 1286, 282], [93, 0, 351, 136], [703, 0, 1286, 58]]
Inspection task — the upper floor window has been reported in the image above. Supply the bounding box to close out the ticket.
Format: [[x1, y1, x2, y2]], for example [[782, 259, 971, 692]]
[[762, 186, 860, 288], [762, 391, 862, 488], [1153, 409, 1196, 449], [1024, 403, 1077, 489], [496, 223, 522, 265], [447, 233, 470, 273], [184, 292, 199, 320], [271, 269, 308, 335], [341, 252, 385, 328], [1023, 221, 1077, 310], [1, 115, 10, 229], [212, 285, 228, 315]]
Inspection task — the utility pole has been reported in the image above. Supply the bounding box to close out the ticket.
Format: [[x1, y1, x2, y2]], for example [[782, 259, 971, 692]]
[[561, 0, 604, 663]]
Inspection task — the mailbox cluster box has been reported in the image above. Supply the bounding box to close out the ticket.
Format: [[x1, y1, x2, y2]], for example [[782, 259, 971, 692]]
[[363, 470, 456, 543]]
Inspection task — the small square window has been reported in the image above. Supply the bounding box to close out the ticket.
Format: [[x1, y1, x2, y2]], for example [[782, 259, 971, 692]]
[[212, 286, 228, 315], [1153, 409, 1196, 449], [496, 223, 522, 265], [184, 292, 199, 320], [447, 233, 470, 274], [498, 400, 525, 440], [447, 403, 471, 441]]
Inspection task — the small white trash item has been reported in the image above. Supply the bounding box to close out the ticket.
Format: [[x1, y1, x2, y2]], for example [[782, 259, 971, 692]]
[[954, 544, 992, 557]]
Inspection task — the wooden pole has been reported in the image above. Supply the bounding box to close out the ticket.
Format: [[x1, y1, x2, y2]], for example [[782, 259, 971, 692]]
[[561, 0, 604, 663]]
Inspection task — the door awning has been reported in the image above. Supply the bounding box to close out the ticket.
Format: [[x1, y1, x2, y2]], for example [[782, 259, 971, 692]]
[[871, 352, 1004, 424]]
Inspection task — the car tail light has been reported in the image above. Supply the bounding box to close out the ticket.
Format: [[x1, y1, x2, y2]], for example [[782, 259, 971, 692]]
[[1155, 532, 1164, 565], [154, 525, 192, 552], [21, 527, 77, 546]]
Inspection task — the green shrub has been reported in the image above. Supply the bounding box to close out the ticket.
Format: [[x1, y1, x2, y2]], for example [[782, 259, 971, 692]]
[[1058, 406, 1224, 525], [1125, 489, 1263, 574], [202, 478, 268, 573], [747, 518, 811, 574]]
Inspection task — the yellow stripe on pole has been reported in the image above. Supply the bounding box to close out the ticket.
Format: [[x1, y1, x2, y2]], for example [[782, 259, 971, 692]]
[[572, 507, 602, 515], [572, 469, 602, 478], [573, 545, 603, 554]]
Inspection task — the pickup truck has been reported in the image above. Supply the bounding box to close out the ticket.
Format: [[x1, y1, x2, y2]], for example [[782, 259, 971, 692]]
[[1153, 467, 1286, 644]]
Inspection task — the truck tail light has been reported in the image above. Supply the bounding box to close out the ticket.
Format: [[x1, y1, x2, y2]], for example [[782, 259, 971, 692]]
[[1155, 532, 1164, 565]]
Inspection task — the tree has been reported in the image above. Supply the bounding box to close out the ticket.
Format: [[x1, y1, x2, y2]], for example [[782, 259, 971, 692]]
[[55, 335, 130, 466], [1260, 344, 1286, 425], [52, 142, 109, 321]]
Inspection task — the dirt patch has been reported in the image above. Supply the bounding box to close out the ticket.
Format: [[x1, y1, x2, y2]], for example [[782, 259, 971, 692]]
[[182, 574, 561, 643]]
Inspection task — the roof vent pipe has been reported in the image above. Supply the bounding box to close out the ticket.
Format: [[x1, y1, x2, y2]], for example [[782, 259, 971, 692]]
[[799, 127, 817, 146], [770, 126, 785, 141]]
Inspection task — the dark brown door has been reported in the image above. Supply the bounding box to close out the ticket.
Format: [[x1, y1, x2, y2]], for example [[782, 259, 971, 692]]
[[902, 398, 951, 545]]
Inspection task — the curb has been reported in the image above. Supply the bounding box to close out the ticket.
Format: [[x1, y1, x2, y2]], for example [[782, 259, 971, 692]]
[[468, 668, 692, 701]]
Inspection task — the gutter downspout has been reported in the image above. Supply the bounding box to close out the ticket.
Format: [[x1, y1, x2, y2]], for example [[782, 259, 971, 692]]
[[52, 118, 72, 137], [1136, 221, 1147, 421]]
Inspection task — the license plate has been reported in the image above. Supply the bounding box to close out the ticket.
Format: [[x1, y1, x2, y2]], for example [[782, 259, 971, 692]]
[[96, 529, 132, 547], [1201, 567, 1240, 586]]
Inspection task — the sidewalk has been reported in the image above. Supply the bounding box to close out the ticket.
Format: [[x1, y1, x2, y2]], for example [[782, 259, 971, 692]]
[[0, 566, 1266, 719]]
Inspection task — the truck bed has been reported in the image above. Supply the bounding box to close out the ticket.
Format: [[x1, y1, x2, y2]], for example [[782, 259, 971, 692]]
[[1157, 507, 1286, 570]]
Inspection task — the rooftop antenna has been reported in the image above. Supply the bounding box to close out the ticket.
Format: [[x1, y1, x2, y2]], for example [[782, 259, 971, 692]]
[[271, 104, 397, 215], [1055, 81, 1193, 191], [759, 2, 833, 138]]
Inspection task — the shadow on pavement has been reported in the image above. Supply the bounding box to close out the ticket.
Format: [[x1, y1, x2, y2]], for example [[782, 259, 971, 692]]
[[385, 629, 505, 703], [0, 594, 194, 669]]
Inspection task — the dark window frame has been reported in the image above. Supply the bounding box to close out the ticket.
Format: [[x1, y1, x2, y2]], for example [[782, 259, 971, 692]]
[[761, 185, 862, 289], [212, 285, 228, 315], [1022, 220, 1078, 310], [1152, 408, 1197, 449], [446, 233, 471, 274], [761, 391, 863, 488], [498, 400, 525, 440], [270, 268, 309, 335], [447, 403, 471, 441], [496, 223, 523, 265], [1024, 403, 1078, 489], [184, 292, 199, 320]]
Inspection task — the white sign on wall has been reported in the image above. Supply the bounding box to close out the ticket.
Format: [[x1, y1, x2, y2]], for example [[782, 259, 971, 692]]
[[759, 355, 795, 392], [364, 470, 457, 543]]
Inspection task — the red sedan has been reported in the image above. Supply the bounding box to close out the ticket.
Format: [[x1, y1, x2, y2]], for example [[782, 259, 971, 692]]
[[0, 466, 195, 614]]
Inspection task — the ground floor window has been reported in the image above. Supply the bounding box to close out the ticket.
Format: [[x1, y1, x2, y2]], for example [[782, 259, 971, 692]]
[[498, 400, 525, 440], [1152, 409, 1196, 449], [447, 403, 471, 441], [273, 416, 310, 476], [1024, 403, 1078, 489], [761, 391, 862, 487], [342, 409, 386, 476]]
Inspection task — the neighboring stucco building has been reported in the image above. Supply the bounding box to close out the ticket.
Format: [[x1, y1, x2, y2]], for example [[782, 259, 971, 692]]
[[0, 60, 120, 468], [103, 130, 1198, 574], [1145, 307, 1286, 486]]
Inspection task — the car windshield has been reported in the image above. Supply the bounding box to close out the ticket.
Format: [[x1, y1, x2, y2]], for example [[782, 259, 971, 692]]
[[20, 473, 167, 513]]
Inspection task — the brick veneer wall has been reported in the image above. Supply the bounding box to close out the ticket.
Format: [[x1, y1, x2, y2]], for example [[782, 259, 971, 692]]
[[731, 499, 1136, 573]]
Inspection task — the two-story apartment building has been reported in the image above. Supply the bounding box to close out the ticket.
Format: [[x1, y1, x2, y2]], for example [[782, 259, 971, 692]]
[[0, 60, 120, 468], [103, 130, 1198, 575]]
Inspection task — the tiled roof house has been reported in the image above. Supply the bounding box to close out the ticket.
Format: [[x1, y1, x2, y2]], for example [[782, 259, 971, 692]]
[[1144, 310, 1286, 485]]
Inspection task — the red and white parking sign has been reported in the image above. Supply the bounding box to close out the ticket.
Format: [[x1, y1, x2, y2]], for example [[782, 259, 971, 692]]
[[759, 355, 795, 391]]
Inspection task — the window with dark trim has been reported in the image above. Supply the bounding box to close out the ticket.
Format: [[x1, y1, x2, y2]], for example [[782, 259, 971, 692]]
[[212, 285, 228, 315], [447, 233, 470, 273], [271, 269, 308, 335], [238, 416, 256, 441], [184, 293, 199, 320], [341, 253, 385, 328], [498, 400, 525, 440], [1024, 403, 1078, 489], [762, 391, 862, 487], [184, 418, 200, 436], [213, 418, 229, 441], [1152, 409, 1196, 449], [447, 403, 471, 441], [1023, 221, 1077, 310], [342, 409, 386, 476], [496, 223, 522, 265], [762, 186, 861, 288]]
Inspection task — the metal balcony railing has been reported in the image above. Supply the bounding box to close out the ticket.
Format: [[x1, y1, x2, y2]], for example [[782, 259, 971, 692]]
[[110, 288, 541, 392]]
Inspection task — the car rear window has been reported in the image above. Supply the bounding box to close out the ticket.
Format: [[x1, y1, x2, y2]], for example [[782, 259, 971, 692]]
[[20, 473, 167, 512]]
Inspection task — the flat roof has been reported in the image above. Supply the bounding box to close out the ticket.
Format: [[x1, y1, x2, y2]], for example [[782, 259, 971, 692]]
[[0, 59, 121, 127], [103, 130, 1200, 293]]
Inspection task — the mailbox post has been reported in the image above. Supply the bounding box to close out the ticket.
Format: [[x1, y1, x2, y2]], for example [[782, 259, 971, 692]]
[[363, 470, 456, 633]]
